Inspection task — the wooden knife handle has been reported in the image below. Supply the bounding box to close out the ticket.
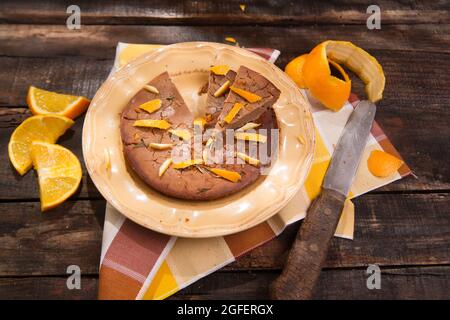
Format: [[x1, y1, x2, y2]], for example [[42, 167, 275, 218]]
[[270, 188, 346, 300]]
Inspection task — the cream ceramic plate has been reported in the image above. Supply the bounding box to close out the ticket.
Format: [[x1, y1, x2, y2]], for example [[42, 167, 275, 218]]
[[83, 42, 315, 238]]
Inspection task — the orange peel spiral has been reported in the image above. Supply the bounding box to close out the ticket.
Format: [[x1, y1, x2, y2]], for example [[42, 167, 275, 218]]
[[302, 41, 352, 111], [286, 40, 385, 112]]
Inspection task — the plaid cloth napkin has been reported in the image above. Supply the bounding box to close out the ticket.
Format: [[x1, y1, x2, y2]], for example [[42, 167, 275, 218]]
[[98, 43, 411, 300]]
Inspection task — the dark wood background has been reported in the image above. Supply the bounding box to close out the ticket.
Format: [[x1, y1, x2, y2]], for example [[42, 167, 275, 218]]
[[0, 0, 449, 299]]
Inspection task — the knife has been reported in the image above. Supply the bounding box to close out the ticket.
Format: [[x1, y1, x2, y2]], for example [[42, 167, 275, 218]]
[[270, 100, 376, 300]]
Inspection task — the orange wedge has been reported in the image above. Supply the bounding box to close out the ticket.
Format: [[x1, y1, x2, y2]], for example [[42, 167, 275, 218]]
[[27, 86, 90, 119], [367, 150, 404, 178], [30, 141, 82, 212], [8, 115, 74, 175]]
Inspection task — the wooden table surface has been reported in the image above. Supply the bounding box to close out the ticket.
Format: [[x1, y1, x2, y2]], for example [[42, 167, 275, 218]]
[[0, 1, 449, 299]]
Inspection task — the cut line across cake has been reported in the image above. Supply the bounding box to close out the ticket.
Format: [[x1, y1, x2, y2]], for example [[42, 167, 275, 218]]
[[120, 65, 281, 200]]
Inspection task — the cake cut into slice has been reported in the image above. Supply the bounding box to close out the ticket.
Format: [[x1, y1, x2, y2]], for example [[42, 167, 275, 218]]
[[214, 66, 281, 132], [120, 71, 194, 145], [204, 69, 237, 127], [122, 71, 193, 125], [120, 68, 280, 201]]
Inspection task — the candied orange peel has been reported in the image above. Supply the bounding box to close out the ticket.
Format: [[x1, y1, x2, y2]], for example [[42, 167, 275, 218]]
[[224, 103, 243, 124], [230, 86, 262, 103], [194, 117, 206, 132], [367, 150, 404, 178], [172, 159, 203, 169], [133, 119, 171, 129], [225, 37, 237, 44], [138, 99, 162, 114], [210, 65, 230, 75], [169, 129, 192, 141], [209, 168, 241, 183]]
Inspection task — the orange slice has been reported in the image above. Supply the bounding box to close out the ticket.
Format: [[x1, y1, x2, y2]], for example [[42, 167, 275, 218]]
[[30, 141, 82, 212], [8, 115, 74, 175], [230, 86, 262, 103], [209, 168, 241, 183], [27, 86, 90, 119], [367, 150, 404, 178], [285, 54, 308, 88]]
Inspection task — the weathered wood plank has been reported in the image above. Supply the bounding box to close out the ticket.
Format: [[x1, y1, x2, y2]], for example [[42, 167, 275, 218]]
[[229, 193, 450, 270], [0, 200, 104, 276], [0, 194, 448, 277], [1, 0, 449, 25], [0, 276, 98, 300], [1, 24, 449, 60], [174, 266, 450, 299], [1, 266, 449, 299], [1, 44, 449, 195]]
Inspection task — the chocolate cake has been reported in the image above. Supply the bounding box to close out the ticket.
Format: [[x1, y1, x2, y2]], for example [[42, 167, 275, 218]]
[[204, 69, 237, 127], [215, 66, 281, 131], [120, 67, 280, 200]]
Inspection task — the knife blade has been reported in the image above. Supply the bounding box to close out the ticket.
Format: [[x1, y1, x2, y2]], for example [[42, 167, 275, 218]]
[[271, 100, 376, 300], [323, 100, 377, 196]]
